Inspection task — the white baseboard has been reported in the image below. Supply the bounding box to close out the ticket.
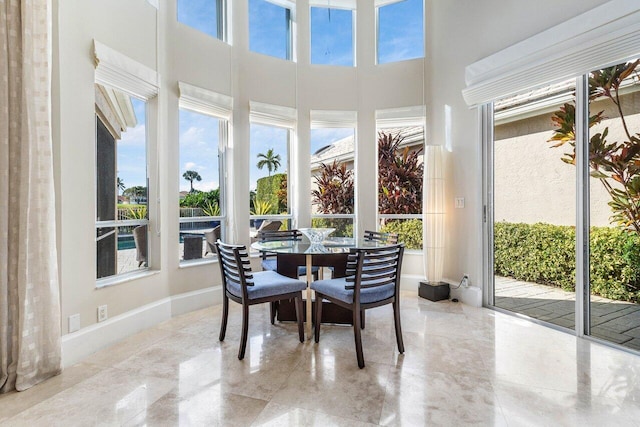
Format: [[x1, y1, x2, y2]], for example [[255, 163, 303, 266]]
[[62, 274, 457, 368], [61, 286, 221, 368]]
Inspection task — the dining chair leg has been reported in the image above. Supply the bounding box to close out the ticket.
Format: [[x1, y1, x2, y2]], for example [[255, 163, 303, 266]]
[[360, 310, 366, 329], [238, 303, 249, 360], [294, 295, 304, 343], [219, 295, 229, 341], [314, 294, 323, 343], [270, 301, 277, 325], [393, 299, 405, 354], [353, 308, 365, 368]]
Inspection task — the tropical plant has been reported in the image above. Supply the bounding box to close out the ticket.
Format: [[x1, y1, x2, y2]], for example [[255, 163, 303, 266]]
[[311, 160, 354, 214], [126, 205, 147, 220], [180, 189, 220, 209], [256, 173, 286, 214], [256, 148, 281, 177], [378, 131, 424, 214], [117, 177, 125, 194], [202, 201, 221, 217], [251, 199, 274, 215], [182, 170, 202, 193], [548, 60, 640, 235], [123, 186, 147, 202]]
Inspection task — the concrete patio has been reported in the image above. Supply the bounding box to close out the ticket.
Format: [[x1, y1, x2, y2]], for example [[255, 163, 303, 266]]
[[496, 276, 640, 351]]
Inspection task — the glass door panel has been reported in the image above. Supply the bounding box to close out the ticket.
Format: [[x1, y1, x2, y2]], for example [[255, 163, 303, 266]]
[[588, 59, 640, 350], [493, 80, 577, 329]]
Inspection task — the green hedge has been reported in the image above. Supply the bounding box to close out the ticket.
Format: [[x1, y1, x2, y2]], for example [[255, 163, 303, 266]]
[[380, 219, 422, 250], [312, 218, 353, 238], [495, 222, 640, 302], [256, 173, 286, 213]]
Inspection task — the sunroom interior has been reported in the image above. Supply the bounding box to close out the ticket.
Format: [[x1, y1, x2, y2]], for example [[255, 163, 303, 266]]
[[3, 0, 640, 424]]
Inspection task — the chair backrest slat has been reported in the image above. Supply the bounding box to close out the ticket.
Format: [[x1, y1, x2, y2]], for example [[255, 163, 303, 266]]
[[215, 240, 255, 300], [343, 245, 404, 293]]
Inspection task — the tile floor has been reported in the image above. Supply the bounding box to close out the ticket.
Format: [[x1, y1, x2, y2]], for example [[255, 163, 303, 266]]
[[2, 291, 640, 426]]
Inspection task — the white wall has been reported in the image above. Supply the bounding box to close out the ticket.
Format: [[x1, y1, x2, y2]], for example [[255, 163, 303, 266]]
[[426, 0, 610, 301], [53, 0, 618, 362], [53, 0, 426, 357]]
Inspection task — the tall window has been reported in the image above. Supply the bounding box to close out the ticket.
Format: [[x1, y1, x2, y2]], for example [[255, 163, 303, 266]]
[[376, 0, 424, 64], [249, 0, 295, 60], [95, 84, 149, 280], [376, 108, 425, 249], [178, 109, 225, 263], [310, 110, 357, 237], [249, 101, 296, 239], [310, 5, 354, 66], [249, 124, 290, 235], [177, 0, 227, 42], [178, 82, 231, 263]]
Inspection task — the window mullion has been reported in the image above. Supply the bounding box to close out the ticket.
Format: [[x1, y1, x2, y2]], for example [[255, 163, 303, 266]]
[[575, 74, 590, 337]]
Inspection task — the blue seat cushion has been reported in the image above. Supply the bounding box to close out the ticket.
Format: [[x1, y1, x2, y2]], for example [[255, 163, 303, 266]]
[[311, 277, 395, 304], [227, 270, 307, 300], [261, 259, 319, 277], [261, 258, 277, 271]]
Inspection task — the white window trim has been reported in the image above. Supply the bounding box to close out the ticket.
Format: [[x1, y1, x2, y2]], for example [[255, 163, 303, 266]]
[[250, 101, 297, 129], [178, 82, 233, 120], [310, 110, 357, 128], [463, 0, 640, 106], [309, 0, 356, 11], [376, 105, 426, 128], [93, 40, 159, 100]]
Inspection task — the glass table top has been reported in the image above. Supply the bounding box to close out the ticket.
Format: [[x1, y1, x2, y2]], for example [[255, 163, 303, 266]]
[[250, 237, 394, 255]]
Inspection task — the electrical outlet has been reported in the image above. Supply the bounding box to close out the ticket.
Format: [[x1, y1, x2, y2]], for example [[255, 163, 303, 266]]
[[98, 305, 108, 322], [69, 314, 80, 333], [455, 197, 465, 209], [462, 274, 470, 287]]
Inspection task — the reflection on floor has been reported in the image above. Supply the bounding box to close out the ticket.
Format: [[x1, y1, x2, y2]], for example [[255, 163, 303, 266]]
[[496, 276, 640, 350], [2, 291, 640, 426]]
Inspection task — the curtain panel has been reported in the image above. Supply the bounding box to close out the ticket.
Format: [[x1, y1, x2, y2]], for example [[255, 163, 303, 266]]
[[0, 0, 62, 392]]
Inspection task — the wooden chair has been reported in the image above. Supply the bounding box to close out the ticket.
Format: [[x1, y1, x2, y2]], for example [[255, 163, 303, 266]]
[[258, 229, 319, 324], [311, 244, 405, 368], [215, 240, 306, 360], [364, 229, 399, 244]]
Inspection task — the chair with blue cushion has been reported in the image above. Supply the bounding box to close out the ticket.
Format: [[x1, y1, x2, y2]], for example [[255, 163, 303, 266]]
[[215, 240, 306, 360], [311, 244, 405, 368], [259, 229, 320, 324]]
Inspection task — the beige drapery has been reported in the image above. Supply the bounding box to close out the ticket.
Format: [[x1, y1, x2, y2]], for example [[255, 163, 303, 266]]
[[0, 0, 62, 392]]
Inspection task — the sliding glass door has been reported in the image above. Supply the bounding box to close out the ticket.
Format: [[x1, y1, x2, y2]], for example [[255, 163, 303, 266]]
[[487, 57, 640, 351], [492, 80, 577, 330], [587, 59, 640, 351]]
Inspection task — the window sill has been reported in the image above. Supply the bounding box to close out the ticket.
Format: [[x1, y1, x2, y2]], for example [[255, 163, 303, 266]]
[[96, 269, 160, 289], [179, 257, 218, 269]]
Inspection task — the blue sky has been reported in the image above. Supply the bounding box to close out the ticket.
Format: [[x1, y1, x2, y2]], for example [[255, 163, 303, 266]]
[[115, 1, 424, 196], [117, 97, 147, 192]]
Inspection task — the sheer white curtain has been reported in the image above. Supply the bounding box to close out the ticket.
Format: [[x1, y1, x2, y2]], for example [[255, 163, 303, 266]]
[[0, 0, 62, 392]]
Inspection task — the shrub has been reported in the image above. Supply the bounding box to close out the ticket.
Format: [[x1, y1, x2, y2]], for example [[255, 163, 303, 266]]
[[312, 217, 353, 238], [494, 222, 640, 302], [380, 219, 422, 250], [256, 173, 286, 213], [180, 189, 220, 209]]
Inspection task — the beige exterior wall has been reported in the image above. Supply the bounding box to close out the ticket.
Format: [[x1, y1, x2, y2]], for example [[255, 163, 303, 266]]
[[494, 93, 640, 227]]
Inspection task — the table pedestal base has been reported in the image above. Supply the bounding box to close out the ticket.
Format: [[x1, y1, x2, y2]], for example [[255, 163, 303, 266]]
[[275, 298, 353, 324]]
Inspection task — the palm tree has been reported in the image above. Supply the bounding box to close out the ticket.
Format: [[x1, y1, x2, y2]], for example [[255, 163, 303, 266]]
[[117, 177, 125, 195], [256, 148, 281, 177], [183, 170, 202, 192]]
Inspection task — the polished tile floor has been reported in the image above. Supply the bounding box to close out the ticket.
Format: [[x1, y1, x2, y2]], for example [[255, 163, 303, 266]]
[[2, 291, 640, 426]]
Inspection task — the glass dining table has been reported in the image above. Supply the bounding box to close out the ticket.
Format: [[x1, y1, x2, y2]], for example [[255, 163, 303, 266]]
[[250, 237, 394, 338]]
